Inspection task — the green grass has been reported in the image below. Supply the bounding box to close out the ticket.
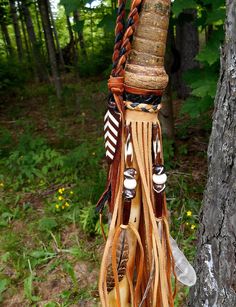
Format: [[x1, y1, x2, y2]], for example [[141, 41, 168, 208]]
[[0, 78, 206, 306]]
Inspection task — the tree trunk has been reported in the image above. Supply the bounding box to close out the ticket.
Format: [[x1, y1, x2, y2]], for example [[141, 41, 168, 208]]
[[66, 15, 74, 43], [73, 10, 87, 58], [66, 15, 78, 67], [175, 9, 199, 99], [17, 1, 31, 63], [34, 0, 43, 49], [47, 0, 65, 70], [159, 17, 175, 140], [9, 0, 23, 61], [21, 0, 48, 82], [189, 1, 236, 306], [1, 21, 13, 57], [38, 0, 62, 99], [21, 17, 30, 59]]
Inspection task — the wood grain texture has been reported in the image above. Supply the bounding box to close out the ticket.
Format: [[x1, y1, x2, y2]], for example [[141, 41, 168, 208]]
[[125, 0, 171, 90]]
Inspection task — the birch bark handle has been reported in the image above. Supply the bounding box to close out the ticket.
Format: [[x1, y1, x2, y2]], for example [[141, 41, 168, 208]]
[[125, 0, 171, 90]]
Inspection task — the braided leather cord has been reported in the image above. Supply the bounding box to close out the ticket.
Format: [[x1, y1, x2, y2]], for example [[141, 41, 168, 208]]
[[113, 0, 142, 77], [125, 101, 162, 113], [124, 91, 163, 113], [111, 0, 126, 77], [109, 0, 143, 94]]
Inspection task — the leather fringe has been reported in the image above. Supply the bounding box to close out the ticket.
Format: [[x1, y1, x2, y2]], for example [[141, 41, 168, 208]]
[[99, 110, 175, 306]]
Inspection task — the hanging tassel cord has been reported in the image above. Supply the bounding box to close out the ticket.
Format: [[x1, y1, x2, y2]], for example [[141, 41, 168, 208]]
[[129, 114, 175, 306], [99, 137, 125, 306]]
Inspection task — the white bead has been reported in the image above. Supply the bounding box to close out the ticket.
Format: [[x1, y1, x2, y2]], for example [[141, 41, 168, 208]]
[[153, 173, 167, 185], [124, 178, 137, 190]]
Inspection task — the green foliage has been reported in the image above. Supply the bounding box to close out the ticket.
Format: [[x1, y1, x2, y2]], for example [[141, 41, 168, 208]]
[[163, 139, 175, 169], [59, 0, 85, 15], [168, 175, 202, 261], [44, 302, 57, 307], [196, 28, 224, 65], [0, 207, 21, 227], [181, 95, 213, 118], [172, 0, 197, 17], [0, 58, 28, 93], [184, 66, 218, 98], [180, 64, 219, 117], [38, 218, 58, 232], [77, 51, 113, 77], [176, 0, 226, 119], [63, 262, 78, 291], [98, 11, 116, 32], [73, 20, 85, 33], [0, 279, 9, 302], [0, 128, 13, 157], [24, 274, 40, 303], [79, 201, 98, 234], [2, 132, 64, 189]]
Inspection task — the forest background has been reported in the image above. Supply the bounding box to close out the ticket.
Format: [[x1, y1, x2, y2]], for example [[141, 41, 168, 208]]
[[0, 0, 225, 306]]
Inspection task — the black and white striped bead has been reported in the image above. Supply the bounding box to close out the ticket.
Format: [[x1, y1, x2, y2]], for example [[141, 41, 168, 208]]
[[104, 108, 120, 163]]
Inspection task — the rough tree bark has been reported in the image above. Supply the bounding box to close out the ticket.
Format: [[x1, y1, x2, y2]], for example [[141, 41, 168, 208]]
[[189, 1, 236, 306], [9, 0, 23, 60], [38, 0, 62, 99], [175, 9, 199, 99]]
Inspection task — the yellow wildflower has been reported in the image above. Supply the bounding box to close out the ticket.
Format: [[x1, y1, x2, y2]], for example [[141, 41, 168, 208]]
[[191, 224, 196, 230], [65, 202, 70, 207], [55, 204, 59, 209], [0, 182, 4, 187], [70, 191, 74, 195], [58, 188, 63, 194], [186, 211, 192, 217], [62, 188, 65, 192], [58, 196, 63, 201], [62, 206, 65, 209], [186, 222, 189, 226]]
